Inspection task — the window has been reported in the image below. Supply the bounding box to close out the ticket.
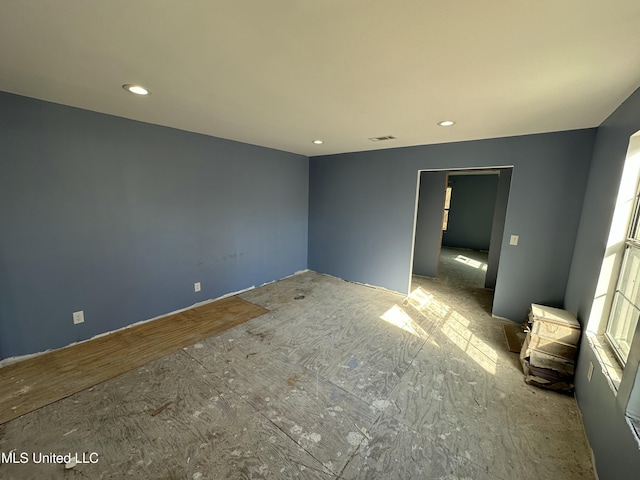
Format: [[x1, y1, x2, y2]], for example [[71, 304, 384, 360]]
[[442, 186, 452, 230], [588, 132, 640, 437], [601, 132, 640, 367], [606, 182, 640, 365]]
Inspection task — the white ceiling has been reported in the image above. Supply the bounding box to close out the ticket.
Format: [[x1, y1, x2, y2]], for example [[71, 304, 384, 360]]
[[1, 1, 639, 157]]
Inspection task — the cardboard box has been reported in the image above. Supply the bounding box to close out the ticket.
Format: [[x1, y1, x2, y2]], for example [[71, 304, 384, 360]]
[[528, 333, 578, 360], [529, 304, 581, 346]]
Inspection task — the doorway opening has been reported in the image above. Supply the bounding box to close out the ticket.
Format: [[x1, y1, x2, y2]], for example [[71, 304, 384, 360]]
[[409, 167, 513, 315]]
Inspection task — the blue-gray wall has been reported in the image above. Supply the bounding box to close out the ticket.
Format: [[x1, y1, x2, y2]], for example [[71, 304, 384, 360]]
[[443, 174, 499, 251], [308, 129, 596, 323], [565, 86, 640, 480], [412, 171, 447, 277], [0, 92, 308, 360]]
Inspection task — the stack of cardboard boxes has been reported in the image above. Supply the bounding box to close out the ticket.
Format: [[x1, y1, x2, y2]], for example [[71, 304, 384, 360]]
[[520, 303, 581, 392]]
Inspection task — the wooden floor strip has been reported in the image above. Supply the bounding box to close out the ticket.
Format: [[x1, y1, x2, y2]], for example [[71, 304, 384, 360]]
[[0, 296, 268, 424]]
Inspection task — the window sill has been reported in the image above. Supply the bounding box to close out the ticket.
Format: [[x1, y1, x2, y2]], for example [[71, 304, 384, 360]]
[[587, 332, 623, 393], [588, 335, 640, 450], [626, 416, 640, 450]]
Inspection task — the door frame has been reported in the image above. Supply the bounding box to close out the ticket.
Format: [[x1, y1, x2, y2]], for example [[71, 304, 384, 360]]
[[408, 166, 513, 305]]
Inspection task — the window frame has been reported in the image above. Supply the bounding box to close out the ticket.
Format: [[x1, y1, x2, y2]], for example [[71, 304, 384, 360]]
[[605, 174, 640, 366], [442, 185, 452, 231]]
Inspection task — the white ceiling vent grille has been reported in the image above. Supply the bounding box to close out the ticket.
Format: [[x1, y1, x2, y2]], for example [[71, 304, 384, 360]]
[[369, 135, 397, 142]]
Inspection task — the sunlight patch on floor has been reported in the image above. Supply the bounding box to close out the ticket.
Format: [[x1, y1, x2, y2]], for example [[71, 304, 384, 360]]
[[401, 285, 498, 375], [441, 310, 498, 375], [455, 254, 488, 271], [380, 304, 430, 340], [407, 286, 451, 320]]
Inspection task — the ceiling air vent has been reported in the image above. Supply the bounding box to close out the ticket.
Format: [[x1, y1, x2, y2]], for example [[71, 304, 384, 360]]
[[369, 135, 397, 142]]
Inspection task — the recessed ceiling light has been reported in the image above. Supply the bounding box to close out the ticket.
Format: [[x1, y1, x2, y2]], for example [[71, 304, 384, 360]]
[[438, 120, 455, 127], [123, 84, 150, 95], [312, 140, 324, 145]]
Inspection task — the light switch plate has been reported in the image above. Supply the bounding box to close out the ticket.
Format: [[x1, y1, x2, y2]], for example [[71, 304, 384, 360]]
[[73, 310, 84, 325], [510, 235, 519, 246]]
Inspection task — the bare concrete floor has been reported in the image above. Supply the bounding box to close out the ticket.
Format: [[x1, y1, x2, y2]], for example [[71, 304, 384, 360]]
[[436, 246, 490, 290], [0, 271, 594, 479]]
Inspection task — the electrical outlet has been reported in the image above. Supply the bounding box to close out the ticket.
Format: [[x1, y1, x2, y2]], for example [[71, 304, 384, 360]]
[[73, 310, 84, 325], [587, 361, 594, 382], [510, 235, 519, 246], [194, 282, 201, 292]]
